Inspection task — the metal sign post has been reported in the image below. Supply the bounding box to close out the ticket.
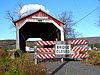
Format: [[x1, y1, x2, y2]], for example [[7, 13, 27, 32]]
[[86, 44, 88, 63], [34, 46, 37, 64]]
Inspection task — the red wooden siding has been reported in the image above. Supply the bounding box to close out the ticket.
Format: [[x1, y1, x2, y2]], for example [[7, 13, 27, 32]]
[[15, 10, 63, 27]]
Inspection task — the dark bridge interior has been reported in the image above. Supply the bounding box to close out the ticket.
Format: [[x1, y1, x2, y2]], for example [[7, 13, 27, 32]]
[[19, 22, 60, 51]]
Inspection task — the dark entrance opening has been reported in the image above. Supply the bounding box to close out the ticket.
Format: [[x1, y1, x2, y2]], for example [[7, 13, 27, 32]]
[[19, 22, 60, 51]]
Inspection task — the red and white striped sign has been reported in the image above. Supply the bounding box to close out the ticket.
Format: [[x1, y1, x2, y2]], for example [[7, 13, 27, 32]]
[[37, 54, 55, 59], [71, 40, 87, 45], [72, 47, 87, 51], [37, 48, 55, 52], [37, 41, 55, 45], [72, 54, 87, 58]]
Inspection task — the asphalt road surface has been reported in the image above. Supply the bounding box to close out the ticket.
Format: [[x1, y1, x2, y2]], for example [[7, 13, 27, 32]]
[[45, 59, 100, 75]]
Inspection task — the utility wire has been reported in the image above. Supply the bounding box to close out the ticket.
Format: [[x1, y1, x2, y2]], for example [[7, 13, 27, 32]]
[[47, 6, 100, 38], [48, 6, 100, 37], [41, 6, 100, 38], [75, 6, 100, 24]]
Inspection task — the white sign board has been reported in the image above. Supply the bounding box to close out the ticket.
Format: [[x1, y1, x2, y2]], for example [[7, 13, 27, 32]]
[[55, 45, 71, 55]]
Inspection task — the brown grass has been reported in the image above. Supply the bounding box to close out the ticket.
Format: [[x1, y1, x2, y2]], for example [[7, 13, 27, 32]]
[[88, 50, 100, 66], [82, 50, 100, 66], [0, 49, 48, 75]]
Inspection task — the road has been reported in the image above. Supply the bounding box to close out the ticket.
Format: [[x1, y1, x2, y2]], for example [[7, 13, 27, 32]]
[[45, 59, 100, 75]]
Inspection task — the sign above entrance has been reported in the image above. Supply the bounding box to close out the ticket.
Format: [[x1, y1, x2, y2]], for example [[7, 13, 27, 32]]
[[32, 16, 48, 20]]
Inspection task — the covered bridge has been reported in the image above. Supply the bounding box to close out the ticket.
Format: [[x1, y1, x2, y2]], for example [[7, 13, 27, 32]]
[[14, 9, 64, 52]]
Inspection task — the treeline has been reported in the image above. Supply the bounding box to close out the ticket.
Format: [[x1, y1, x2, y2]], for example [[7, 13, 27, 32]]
[[89, 43, 100, 48], [0, 40, 35, 49]]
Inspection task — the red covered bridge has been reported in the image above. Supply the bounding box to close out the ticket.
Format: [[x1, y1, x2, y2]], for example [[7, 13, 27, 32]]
[[14, 9, 64, 52]]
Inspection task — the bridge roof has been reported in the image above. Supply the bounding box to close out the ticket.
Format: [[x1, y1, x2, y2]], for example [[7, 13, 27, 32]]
[[14, 9, 64, 26]]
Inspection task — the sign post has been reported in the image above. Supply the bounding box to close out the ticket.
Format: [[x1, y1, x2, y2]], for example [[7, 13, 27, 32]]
[[86, 44, 88, 63], [34, 46, 37, 64]]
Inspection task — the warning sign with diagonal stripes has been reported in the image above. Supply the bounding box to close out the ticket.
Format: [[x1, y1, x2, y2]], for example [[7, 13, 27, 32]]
[[36, 41, 55, 45], [71, 40, 88, 45]]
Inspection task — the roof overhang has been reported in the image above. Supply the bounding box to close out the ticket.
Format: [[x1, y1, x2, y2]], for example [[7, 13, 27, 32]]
[[14, 9, 64, 27]]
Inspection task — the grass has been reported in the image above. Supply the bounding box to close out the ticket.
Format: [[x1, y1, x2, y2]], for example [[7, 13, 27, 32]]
[[88, 50, 100, 66], [82, 49, 100, 67], [0, 49, 48, 75]]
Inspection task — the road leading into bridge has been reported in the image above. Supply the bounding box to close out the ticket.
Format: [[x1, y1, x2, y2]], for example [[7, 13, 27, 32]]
[[46, 60, 100, 75]]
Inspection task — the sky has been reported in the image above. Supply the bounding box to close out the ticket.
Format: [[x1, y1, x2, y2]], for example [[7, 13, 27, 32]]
[[0, 0, 100, 40]]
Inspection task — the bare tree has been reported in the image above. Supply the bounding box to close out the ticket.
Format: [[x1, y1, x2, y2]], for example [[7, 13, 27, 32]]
[[6, 4, 27, 26], [58, 11, 80, 39], [6, 3, 36, 26], [5, 11, 17, 30]]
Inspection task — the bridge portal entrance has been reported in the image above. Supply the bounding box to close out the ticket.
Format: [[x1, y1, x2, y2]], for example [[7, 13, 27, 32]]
[[14, 10, 64, 52]]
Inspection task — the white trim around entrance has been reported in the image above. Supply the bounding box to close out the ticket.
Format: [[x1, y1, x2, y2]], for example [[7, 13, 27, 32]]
[[17, 19, 64, 41]]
